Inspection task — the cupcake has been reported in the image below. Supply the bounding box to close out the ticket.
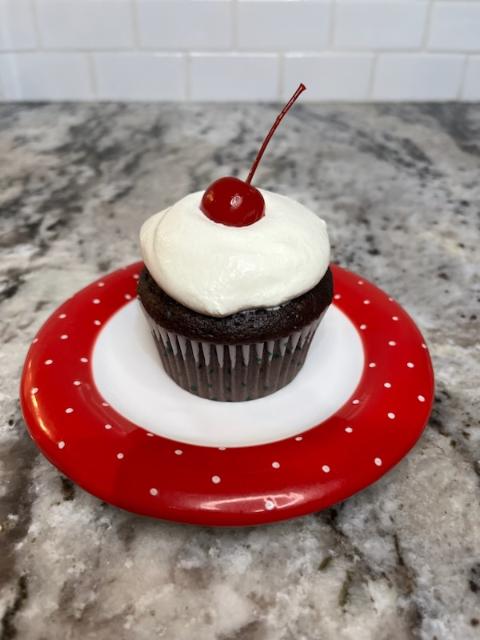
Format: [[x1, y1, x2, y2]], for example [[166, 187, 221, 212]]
[[137, 83, 333, 401]]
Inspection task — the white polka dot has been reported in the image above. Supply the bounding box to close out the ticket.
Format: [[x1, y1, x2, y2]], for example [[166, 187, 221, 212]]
[[384, 382, 392, 388], [149, 488, 158, 496], [174, 449, 183, 456], [97, 282, 105, 287], [357, 280, 364, 285], [387, 412, 396, 420], [31, 387, 39, 395], [146, 432, 154, 437], [32, 338, 38, 344], [116, 452, 124, 460], [407, 362, 414, 368], [58, 313, 67, 319], [272, 461, 280, 469], [65, 407, 74, 414], [102, 402, 109, 407], [211, 475, 221, 484], [73, 380, 81, 386], [421, 343, 427, 349], [418, 395, 425, 402], [295, 436, 303, 441], [80, 357, 88, 363], [58, 441, 65, 449], [60, 334, 68, 340], [352, 399, 360, 405], [92, 298, 101, 304], [360, 324, 367, 330], [368, 362, 376, 368], [392, 315, 399, 321], [388, 297, 394, 302], [334, 294, 341, 300], [124, 294, 132, 300], [218, 447, 226, 451], [133, 274, 139, 280], [388, 340, 397, 346], [322, 465, 331, 473], [374, 457, 383, 466], [94, 320, 101, 326], [363, 299, 371, 305], [345, 426, 353, 433], [265, 499, 275, 511], [44, 359, 53, 365], [104, 423, 112, 430]]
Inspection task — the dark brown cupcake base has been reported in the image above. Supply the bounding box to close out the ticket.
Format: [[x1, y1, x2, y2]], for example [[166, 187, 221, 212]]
[[141, 308, 325, 401]]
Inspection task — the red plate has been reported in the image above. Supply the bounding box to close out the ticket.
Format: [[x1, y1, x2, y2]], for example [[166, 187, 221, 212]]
[[20, 262, 434, 526]]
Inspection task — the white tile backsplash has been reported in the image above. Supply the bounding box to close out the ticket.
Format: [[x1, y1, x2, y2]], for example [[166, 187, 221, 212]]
[[373, 54, 464, 100], [237, 1, 331, 51], [0, 0, 478, 101], [0, 52, 93, 100], [428, 2, 480, 52], [334, 1, 428, 50], [36, 0, 134, 50], [0, 0, 37, 51], [462, 56, 480, 100], [137, 0, 233, 50], [284, 53, 373, 101], [94, 53, 185, 100], [0, 54, 16, 97], [190, 54, 278, 100]]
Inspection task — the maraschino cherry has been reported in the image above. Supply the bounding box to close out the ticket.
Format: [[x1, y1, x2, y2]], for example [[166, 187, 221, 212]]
[[200, 83, 306, 227]]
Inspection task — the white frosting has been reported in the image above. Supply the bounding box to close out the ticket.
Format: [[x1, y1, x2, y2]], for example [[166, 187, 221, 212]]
[[140, 189, 330, 317]]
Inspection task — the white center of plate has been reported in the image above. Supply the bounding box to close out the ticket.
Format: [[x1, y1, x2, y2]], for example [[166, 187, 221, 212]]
[[92, 302, 364, 447]]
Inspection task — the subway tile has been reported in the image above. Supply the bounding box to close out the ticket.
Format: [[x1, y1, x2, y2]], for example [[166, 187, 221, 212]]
[[36, 0, 134, 50], [373, 54, 464, 101], [237, 1, 331, 51], [428, 2, 480, 52], [462, 56, 480, 100], [137, 0, 233, 50], [0, 0, 477, 104], [0, 54, 13, 98], [284, 53, 373, 101], [93, 53, 185, 100], [0, 52, 93, 100], [335, 1, 427, 50], [0, 0, 37, 50], [190, 54, 278, 101]]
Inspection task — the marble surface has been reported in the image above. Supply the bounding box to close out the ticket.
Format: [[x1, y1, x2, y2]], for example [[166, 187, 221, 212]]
[[1, 102, 479, 640]]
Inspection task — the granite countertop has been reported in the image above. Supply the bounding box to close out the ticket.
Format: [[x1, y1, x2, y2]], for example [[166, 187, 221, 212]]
[[1, 102, 479, 640]]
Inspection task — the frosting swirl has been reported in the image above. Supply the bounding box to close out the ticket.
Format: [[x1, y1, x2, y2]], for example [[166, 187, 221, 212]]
[[140, 189, 330, 317]]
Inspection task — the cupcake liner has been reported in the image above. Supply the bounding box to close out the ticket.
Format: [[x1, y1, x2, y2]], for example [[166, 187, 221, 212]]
[[141, 306, 326, 401]]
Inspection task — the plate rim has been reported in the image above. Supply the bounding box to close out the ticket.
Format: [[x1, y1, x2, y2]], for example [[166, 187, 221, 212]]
[[20, 262, 434, 526]]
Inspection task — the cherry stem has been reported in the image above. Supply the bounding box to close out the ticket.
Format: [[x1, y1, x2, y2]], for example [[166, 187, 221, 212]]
[[245, 83, 306, 185]]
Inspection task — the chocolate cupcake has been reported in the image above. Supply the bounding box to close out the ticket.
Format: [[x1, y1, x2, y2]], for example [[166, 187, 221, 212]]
[[138, 188, 332, 402]]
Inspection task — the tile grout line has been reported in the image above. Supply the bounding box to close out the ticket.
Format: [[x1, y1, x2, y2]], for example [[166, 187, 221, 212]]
[[421, 0, 434, 51], [185, 53, 191, 102], [232, 0, 238, 52], [86, 53, 97, 98], [6, 46, 480, 56], [3, 48, 480, 57], [29, 0, 43, 50], [130, 0, 140, 48], [367, 53, 378, 101], [329, 0, 336, 50], [278, 53, 284, 100], [457, 54, 469, 100]]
